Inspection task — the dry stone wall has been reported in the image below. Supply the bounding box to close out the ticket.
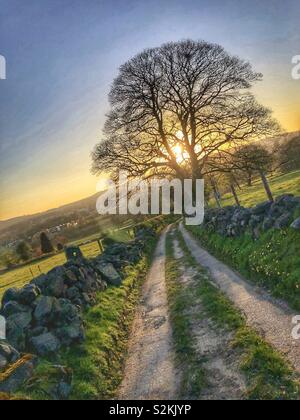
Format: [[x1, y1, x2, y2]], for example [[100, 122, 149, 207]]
[[0, 226, 155, 395]]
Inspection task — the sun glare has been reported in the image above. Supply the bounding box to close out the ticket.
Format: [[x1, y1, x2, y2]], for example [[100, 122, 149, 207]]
[[173, 144, 184, 163]]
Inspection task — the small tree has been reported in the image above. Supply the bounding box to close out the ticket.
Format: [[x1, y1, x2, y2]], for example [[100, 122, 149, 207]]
[[57, 243, 64, 251], [232, 144, 274, 202], [0, 248, 19, 268], [16, 241, 32, 262], [40, 232, 54, 254]]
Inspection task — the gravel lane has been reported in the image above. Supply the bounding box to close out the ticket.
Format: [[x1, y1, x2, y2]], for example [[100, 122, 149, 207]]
[[118, 228, 180, 400]]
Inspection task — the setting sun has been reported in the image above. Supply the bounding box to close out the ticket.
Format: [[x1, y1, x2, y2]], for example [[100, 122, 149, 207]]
[[173, 144, 184, 162]]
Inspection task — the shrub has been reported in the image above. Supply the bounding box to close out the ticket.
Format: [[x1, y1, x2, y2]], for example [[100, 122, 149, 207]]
[[16, 241, 32, 262]]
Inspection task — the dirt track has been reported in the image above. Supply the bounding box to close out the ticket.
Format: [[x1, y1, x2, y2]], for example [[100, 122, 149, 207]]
[[118, 228, 180, 400], [180, 223, 300, 372], [118, 224, 300, 400]]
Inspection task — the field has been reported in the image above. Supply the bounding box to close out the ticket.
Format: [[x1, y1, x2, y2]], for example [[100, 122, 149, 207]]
[[0, 228, 133, 300], [220, 170, 300, 208]]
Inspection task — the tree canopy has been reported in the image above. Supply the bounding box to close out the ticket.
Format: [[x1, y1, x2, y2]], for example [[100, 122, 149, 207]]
[[40, 232, 54, 254], [92, 40, 279, 182]]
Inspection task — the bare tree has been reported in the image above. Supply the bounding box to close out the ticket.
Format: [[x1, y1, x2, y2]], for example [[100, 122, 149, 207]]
[[92, 40, 279, 183]]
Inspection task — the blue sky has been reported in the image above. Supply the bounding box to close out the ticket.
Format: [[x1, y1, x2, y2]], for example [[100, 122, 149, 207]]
[[0, 0, 299, 219]]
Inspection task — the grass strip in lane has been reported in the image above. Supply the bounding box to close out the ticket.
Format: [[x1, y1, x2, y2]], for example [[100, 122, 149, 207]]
[[165, 232, 207, 398]]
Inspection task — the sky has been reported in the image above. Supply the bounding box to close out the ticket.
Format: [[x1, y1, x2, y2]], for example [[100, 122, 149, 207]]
[[0, 0, 299, 220]]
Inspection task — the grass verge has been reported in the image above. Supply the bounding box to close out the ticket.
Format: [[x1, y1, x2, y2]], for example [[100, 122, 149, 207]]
[[187, 224, 300, 310], [167, 227, 300, 400], [219, 170, 300, 208]]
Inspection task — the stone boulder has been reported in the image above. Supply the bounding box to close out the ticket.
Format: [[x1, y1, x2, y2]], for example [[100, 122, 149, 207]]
[[95, 263, 122, 286], [274, 194, 296, 208], [65, 286, 81, 302], [0, 341, 20, 371], [6, 312, 32, 330], [5, 327, 26, 352], [0, 355, 37, 393], [291, 217, 300, 230], [251, 201, 272, 216], [6, 312, 32, 351], [274, 213, 292, 229], [44, 268, 66, 298], [19, 285, 41, 306], [1, 301, 31, 318], [54, 322, 85, 347], [30, 332, 61, 357], [33, 296, 56, 325], [27, 327, 48, 340], [1, 288, 21, 307], [64, 269, 79, 287], [262, 216, 275, 231], [52, 299, 82, 328], [30, 274, 48, 292], [249, 215, 263, 228]]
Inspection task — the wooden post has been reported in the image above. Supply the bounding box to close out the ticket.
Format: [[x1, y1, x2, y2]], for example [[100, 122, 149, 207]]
[[97, 239, 104, 253], [259, 171, 274, 202], [231, 184, 241, 207], [211, 180, 221, 208]]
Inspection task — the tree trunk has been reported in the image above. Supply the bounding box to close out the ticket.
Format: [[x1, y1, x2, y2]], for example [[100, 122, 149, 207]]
[[259, 170, 274, 202], [211, 180, 221, 208], [230, 184, 241, 207], [247, 172, 252, 187], [232, 175, 242, 190]]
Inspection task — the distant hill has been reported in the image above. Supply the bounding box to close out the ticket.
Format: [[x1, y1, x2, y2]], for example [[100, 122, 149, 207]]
[[0, 193, 100, 245], [0, 193, 99, 228]]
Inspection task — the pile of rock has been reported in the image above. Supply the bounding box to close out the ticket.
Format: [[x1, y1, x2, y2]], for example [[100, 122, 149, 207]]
[[204, 194, 300, 239], [0, 260, 107, 357]]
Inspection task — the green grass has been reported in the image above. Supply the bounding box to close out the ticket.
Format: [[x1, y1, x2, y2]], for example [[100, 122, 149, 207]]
[[165, 233, 207, 398], [174, 229, 300, 400], [0, 253, 68, 299], [220, 170, 300, 208], [188, 225, 300, 310]]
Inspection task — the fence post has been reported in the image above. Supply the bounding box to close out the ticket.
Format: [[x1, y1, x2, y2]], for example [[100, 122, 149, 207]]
[[97, 239, 104, 253]]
